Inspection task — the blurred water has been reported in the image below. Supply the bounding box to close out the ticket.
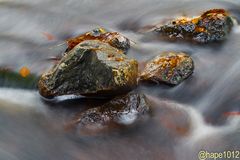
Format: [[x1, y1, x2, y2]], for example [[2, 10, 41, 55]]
[[0, 0, 240, 160]]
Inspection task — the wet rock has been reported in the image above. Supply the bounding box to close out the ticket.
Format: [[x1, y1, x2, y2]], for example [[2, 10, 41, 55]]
[[66, 28, 131, 53], [154, 9, 233, 43], [38, 40, 138, 98], [69, 92, 151, 135], [140, 52, 194, 85]]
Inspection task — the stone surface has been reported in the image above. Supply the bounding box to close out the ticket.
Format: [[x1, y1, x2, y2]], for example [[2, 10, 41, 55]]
[[38, 40, 138, 98], [69, 92, 151, 135], [66, 28, 131, 53], [140, 52, 194, 85], [154, 9, 233, 43]]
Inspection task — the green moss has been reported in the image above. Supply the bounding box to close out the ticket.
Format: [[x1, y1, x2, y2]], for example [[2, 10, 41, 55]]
[[0, 70, 39, 89]]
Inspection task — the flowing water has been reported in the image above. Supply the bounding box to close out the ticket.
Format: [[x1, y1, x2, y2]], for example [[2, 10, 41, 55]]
[[0, 0, 240, 160]]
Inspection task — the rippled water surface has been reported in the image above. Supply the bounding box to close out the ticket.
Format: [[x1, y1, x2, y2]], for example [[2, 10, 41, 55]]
[[0, 0, 240, 160]]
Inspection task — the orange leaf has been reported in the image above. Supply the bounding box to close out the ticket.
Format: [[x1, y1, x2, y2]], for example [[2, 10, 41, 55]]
[[19, 66, 30, 78], [42, 32, 55, 41]]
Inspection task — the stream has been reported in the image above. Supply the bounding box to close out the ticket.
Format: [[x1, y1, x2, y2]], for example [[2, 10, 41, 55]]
[[0, 0, 240, 160]]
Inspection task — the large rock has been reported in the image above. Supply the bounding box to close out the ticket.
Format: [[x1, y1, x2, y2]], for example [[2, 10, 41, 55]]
[[69, 92, 151, 135], [140, 52, 194, 85], [38, 40, 138, 98], [66, 28, 130, 53], [154, 9, 233, 43]]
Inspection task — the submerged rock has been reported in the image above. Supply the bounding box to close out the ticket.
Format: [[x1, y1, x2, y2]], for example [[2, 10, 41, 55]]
[[154, 9, 233, 43], [38, 40, 138, 98], [140, 52, 194, 85], [66, 28, 131, 53], [69, 92, 151, 135]]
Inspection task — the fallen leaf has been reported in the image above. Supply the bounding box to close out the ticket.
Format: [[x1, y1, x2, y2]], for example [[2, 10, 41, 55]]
[[223, 111, 240, 116], [42, 32, 55, 41], [19, 66, 30, 78]]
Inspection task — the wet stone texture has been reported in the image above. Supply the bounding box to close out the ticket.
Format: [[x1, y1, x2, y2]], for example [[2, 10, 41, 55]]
[[154, 9, 234, 43], [66, 28, 131, 54], [38, 40, 138, 98], [69, 92, 151, 135], [140, 52, 194, 85]]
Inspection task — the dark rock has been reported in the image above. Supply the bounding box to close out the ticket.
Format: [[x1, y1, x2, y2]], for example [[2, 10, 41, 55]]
[[66, 28, 130, 53], [140, 52, 194, 85], [69, 92, 151, 135], [38, 40, 138, 98], [154, 9, 233, 43]]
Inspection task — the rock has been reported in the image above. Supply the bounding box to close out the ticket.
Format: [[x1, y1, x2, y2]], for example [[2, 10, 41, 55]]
[[69, 92, 151, 135], [38, 40, 138, 98], [140, 52, 194, 85], [154, 9, 233, 43], [66, 28, 131, 53]]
